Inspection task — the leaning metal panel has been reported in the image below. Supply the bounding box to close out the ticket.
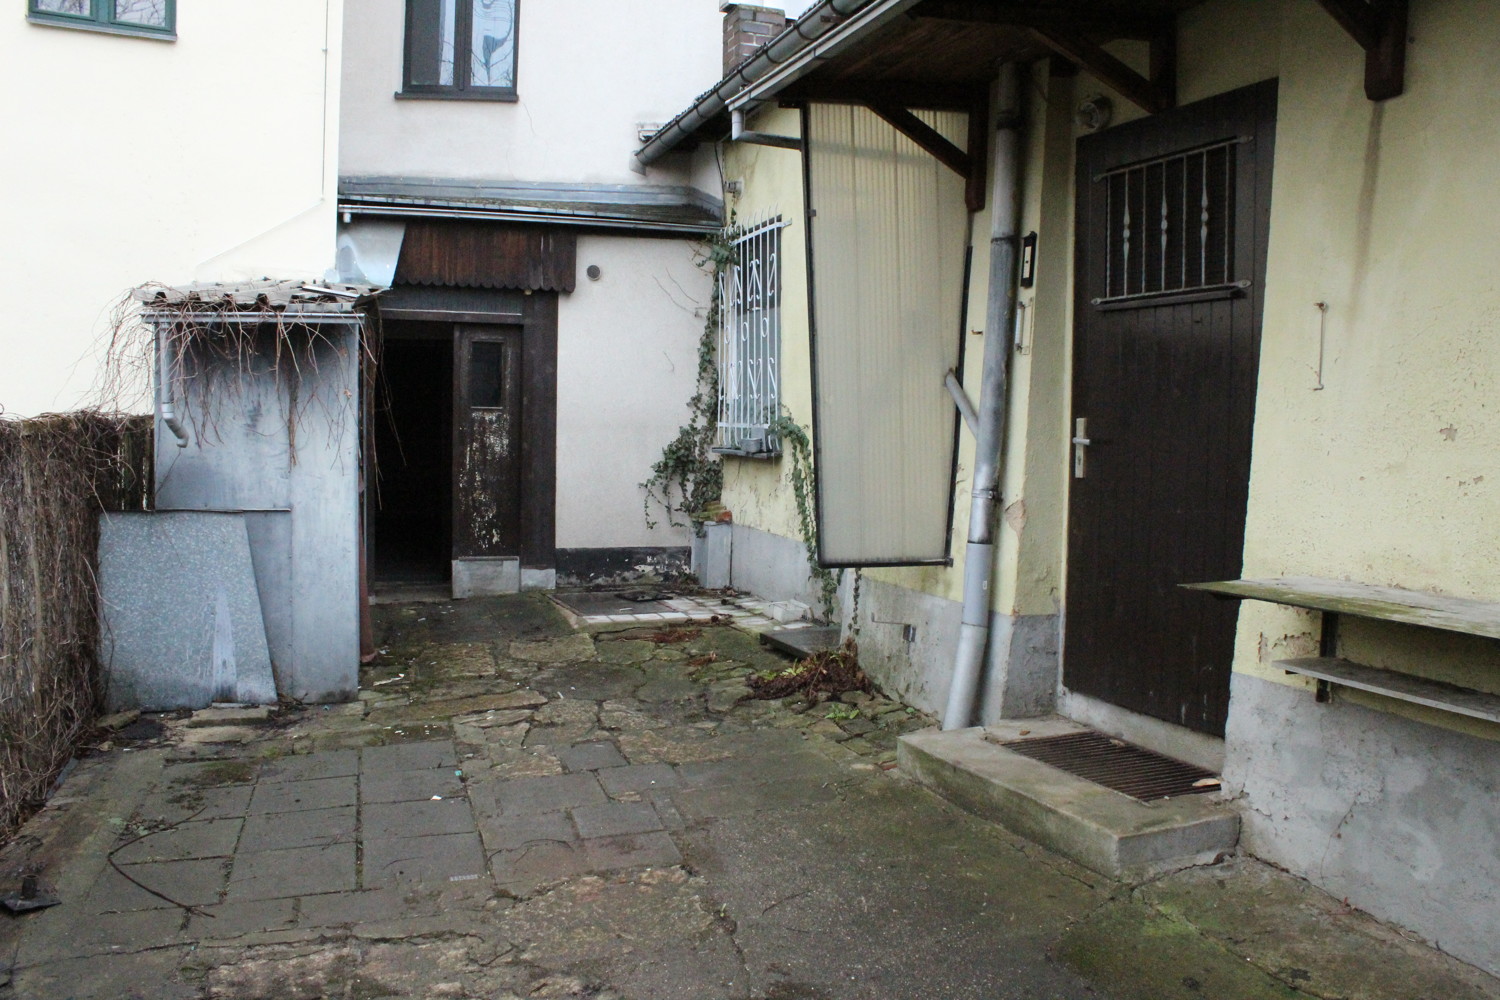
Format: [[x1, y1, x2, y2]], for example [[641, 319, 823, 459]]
[[806, 103, 969, 565]]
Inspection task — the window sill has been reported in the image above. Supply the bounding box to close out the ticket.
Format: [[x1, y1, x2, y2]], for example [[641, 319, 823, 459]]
[[395, 89, 518, 103], [27, 14, 174, 40], [712, 446, 781, 460]]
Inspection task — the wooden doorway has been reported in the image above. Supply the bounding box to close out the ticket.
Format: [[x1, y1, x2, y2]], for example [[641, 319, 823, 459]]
[[453, 324, 524, 561], [1064, 80, 1278, 737]]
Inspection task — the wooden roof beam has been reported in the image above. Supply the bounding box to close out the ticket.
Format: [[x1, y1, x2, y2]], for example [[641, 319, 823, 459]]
[[870, 104, 970, 176], [1030, 25, 1175, 114], [868, 100, 991, 212], [1315, 0, 1407, 100]]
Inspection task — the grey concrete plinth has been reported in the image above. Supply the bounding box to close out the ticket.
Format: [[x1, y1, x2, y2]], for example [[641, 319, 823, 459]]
[[690, 522, 731, 589], [453, 557, 520, 597], [899, 720, 1239, 879]]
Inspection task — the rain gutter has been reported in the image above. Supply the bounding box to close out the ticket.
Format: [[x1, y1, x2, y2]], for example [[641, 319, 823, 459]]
[[634, 0, 924, 168]]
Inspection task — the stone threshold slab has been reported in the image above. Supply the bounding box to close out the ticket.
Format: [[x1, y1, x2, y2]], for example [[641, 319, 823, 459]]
[[899, 719, 1239, 879]]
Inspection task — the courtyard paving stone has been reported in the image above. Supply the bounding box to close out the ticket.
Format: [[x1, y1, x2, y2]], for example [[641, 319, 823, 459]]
[[112, 817, 242, 864], [362, 797, 476, 839], [259, 748, 359, 783], [2, 592, 1492, 1000], [570, 799, 664, 840], [475, 809, 576, 853], [362, 832, 488, 887], [555, 740, 628, 772], [246, 775, 357, 815], [595, 762, 678, 797], [361, 766, 466, 803], [225, 842, 356, 901], [488, 771, 605, 816], [237, 804, 356, 852], [97, 856, 229, 909], [580, 831, 683, 872], [361, 739, 458, 773]]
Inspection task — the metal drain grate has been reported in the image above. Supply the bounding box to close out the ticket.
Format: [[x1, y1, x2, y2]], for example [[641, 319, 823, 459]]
[[998, 730, 1221, 802]]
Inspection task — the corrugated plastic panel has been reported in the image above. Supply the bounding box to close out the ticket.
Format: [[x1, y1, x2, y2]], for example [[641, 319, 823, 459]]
[[806, 104, 970, 565]]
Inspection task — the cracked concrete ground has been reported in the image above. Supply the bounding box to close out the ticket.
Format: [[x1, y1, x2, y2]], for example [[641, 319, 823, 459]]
[[0, 593, 1495, 999]]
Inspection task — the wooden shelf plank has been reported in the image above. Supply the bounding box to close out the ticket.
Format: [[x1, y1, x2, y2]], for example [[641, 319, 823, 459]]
[[1277, 657, 1500, 725], [1182, 577, 1500, 642]]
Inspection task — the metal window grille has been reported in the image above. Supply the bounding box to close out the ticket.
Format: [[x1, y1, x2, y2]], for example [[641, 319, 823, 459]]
[[1096, 138, 1246, 304], [715, 214, 784, 456]]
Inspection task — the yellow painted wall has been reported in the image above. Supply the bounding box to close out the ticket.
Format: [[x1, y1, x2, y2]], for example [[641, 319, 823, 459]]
[[1075, 0, 1500, 738], [722, 1, 1500, 743], [1227, 0, 1500, 739], [719, 107, 814, 543]]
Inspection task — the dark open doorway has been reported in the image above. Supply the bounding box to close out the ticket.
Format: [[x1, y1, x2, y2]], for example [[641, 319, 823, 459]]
[[372, 323, 453, 583]]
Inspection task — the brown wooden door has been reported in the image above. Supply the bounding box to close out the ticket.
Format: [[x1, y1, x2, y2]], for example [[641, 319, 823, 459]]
[[453, 324, 523, 558], [1065, 80, 1277, 737]]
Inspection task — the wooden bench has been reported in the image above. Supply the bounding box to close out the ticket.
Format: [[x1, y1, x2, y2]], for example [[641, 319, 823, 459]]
[[1181, 576, 1500, 724]]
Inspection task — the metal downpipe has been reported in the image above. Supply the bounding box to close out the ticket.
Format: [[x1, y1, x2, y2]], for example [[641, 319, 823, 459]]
[[158, 327, 189, 448], [943, 63, 1022, 731]]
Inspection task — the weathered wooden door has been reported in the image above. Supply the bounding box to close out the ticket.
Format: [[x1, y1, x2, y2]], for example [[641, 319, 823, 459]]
[[453, 325, 523, 559], [1065, 80, 1277, 737]]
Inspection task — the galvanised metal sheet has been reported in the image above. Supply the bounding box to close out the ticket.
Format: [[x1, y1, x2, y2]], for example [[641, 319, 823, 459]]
[[98, 511, 277, 711], [805, 103, 970, 565]]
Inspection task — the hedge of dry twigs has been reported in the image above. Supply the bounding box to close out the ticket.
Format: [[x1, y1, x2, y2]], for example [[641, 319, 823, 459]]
[[0, 412, 152, 842]]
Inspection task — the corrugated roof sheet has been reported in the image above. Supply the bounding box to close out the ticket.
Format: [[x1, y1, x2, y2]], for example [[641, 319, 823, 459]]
[[134, 280, 382, 313]]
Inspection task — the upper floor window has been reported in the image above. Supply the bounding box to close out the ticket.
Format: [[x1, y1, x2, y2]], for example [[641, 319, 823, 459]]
[[402, 0, 518, 101], [28, 0, 174, 38]]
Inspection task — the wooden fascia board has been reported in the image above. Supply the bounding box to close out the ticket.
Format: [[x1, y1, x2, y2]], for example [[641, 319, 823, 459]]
[[1314, 0, 1408, 101]]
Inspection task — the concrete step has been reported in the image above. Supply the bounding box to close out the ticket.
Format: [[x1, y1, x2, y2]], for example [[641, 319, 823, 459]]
[[899, 718, 1239, 879], [760, 625, 841, 659]]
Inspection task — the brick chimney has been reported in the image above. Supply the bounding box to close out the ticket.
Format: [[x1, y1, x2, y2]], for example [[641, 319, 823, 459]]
[[722, 2, 787, 76]]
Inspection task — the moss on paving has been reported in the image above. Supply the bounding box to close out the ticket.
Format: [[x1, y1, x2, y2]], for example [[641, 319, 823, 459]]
[[1056, 899, 1310, 1000]]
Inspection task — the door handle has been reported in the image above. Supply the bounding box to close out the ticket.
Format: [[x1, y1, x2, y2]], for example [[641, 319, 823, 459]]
[[1073, 417, 1091, 479]]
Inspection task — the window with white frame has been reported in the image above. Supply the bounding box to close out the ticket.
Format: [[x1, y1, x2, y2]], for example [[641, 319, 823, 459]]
[[715, 215, 783, 457]]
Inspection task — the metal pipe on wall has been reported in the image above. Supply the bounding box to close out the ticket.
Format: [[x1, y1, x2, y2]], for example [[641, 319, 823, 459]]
[[158, 327, 190, 448], [943, 63, 1022, 731]]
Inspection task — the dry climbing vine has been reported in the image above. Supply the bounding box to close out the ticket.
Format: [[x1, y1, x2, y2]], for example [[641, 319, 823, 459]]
[[96, 282, 373, 463], [766, 413, 839, 621], [640, 231, 839, 621], [640, 230, 732, 529]]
